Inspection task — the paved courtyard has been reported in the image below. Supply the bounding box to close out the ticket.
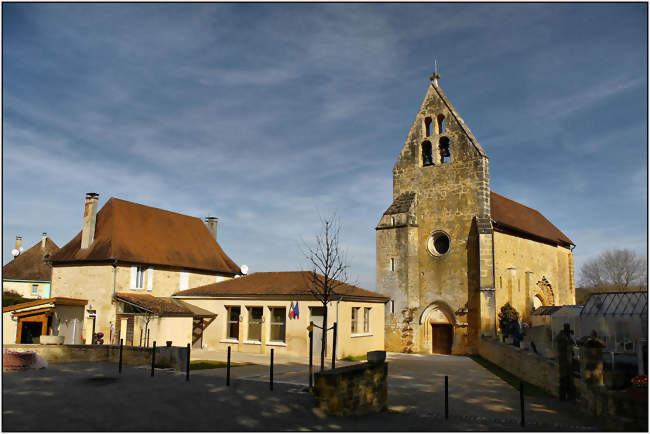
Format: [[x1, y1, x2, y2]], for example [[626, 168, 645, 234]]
[[2, 352, 604, 431]]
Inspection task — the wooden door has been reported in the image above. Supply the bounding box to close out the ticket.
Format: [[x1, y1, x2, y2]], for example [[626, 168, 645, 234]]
[[126, 317, 134, 346], [310, 307, 325, 358], [431, 324, 453, 355]]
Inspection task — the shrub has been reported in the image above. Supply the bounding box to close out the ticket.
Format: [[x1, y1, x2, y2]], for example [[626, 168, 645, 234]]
[[498, 303, 519, 337]]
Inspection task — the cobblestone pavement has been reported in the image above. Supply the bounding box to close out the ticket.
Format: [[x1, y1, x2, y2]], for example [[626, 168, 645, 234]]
[[2, 354, 604, 431]]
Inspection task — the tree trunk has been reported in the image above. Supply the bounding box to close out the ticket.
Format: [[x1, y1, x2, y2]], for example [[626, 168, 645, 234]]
[[320, 304, 328, 372]]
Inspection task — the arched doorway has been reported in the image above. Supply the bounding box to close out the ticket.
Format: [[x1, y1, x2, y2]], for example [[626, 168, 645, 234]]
[[419, 302, 456, 355]]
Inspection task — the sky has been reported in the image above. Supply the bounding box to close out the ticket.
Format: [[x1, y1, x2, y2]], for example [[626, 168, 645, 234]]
[[2, 3, 647, 291]]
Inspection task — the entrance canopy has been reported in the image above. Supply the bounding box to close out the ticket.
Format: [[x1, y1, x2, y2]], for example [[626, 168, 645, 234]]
[[115, 293, 215, 318]]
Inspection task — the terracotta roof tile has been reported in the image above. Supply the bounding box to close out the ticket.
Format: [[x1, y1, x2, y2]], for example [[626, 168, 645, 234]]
[[490, 191, 573, 246], [173, 271, 390, 302], [50, 198, 241, 275], [2, 238, 59, 281], [115, 293, 215, 317]]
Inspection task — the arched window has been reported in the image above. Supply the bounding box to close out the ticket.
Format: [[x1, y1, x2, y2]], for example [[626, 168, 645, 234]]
[[424, 117, 432, 137], [436, 114, 445, 134], [439, 137, 451, 163], [422, 141, 433, 167]]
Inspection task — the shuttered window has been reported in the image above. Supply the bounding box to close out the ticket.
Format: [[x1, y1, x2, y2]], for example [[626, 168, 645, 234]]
[[147, 268, 154, 291]]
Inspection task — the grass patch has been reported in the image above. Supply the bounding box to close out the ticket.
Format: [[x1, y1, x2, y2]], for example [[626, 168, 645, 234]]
[[341, 355, 367, 362], [190, 360, 246, 370], [469, 355, 551, 398]]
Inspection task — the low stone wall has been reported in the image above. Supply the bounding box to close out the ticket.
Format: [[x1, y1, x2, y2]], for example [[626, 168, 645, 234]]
[[478, 338, 560, 397], [3, 344, 186, 370], [313, 360, 388, 416], [574, 379, 648, 431]]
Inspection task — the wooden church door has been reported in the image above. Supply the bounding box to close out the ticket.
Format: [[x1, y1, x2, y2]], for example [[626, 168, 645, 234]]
[[431, 324, 452, 355]]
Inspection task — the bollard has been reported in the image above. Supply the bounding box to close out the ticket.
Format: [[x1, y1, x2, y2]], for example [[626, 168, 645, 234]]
[[151, 341, 156, 377], [226, 346, 231, 386], [186, 343, 191, 381], [308, 329, 313, 391], [331, 322, 337, 369], [520, 381, 525, 427], [444, 375, 448, 420], [270, 348, 274, 391], [119, 339, 123, 374]]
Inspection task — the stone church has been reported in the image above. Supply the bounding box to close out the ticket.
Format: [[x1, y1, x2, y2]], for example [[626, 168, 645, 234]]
[[376, 72, 575, 355]]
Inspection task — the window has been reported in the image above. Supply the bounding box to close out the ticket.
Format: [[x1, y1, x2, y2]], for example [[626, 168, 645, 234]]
[[426, 231, 451, 256], [391, 216, 396, 226], [424, 117, 432, 136], [269, 307, 286, 342], [131, 266, 146, 289], [439, 137, 451, 163], [227, 306, 240, 340], [422, 141, 433, 166], [31, 284, 38, 295], [179, 271, 189, 291], [351, 307, 360, 334], [146, 268, 154, 291], [364, 307, 371, 333], [248, 307, 263, 341], [437, 114, 445, 134], [391, 258, 395, 272]]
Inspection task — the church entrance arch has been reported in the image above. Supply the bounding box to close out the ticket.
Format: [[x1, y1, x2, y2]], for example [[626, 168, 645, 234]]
[[534, 277, 555, 307], [419, 301, 456, 355]]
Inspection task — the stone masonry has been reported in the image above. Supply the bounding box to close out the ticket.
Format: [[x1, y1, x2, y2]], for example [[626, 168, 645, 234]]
[[376, 75, 575, 355]]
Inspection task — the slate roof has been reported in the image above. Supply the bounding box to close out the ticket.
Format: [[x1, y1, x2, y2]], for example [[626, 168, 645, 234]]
[[2, 238, 59, 282], [383, 192, 416, 216], [173, 271, 390, 302], [50, 198, 241, 275], [115, 293, 215, 317], [490, 191, 574, 247], [580, 292, 647, 318]]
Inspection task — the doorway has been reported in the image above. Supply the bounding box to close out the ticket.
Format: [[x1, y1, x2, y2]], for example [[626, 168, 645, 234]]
[[310, 307, 326, 359], [431, 324, 453, 355], [20, 322, 44, 344], [192, 318, 204, 349]]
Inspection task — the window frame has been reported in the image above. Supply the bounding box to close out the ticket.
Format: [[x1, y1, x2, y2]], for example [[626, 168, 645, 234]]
[[364, 307, 371, 333], [351, 307, 360, 334], [269, 307, 286, 343], [247, 306, 263, 342], [226, 306, 241, 341], [31, 284, 38, 295]]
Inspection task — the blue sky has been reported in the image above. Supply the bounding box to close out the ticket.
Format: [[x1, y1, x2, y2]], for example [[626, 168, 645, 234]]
[[3, 3, 647, 290]]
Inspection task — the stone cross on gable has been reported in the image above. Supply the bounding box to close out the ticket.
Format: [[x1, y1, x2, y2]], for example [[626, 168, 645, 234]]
[[430, 59, 441, 86]]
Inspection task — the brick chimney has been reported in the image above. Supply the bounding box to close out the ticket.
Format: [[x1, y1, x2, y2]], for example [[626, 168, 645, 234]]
[[204, 217, 218, 241], [41, 233, 47, 248], [81, 193, 99, 250]]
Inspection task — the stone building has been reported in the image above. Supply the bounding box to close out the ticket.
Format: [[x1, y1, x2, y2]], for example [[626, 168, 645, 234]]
[[3, 233, 59, 299], [376, 73, 575, 355]]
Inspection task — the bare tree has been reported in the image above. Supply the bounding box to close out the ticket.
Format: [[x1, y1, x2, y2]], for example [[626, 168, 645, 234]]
[[301, 214, 350, 371], [580, 248, 647, 290]]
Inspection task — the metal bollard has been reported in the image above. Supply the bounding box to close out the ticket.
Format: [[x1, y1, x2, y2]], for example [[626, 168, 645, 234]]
[[186, 343, 191, 381], [444, 375, 448, 420], [270, 348, 274, 391], [226, 346, 231, 386], [119, 339, 123, 374], [520, 381, 525, 427], [151, 341, 156, 377], [308, 329, 313, 391], [331, 322, 337, 369]]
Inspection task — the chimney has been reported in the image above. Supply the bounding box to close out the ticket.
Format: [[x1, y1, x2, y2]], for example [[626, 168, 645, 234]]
[[41, 232, 47, 248], [204, 217, 218, 241], [15, 236, 22, 251], [81, 193, 99, 250]]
